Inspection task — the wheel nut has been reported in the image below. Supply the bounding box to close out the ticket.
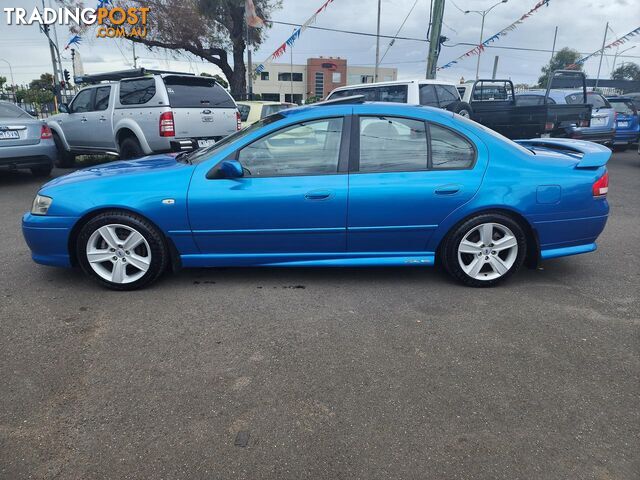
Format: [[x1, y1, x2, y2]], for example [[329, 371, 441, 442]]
[[122, 258, 126, 263], [491, 250, 496, 255], [485, 256, 489, 260], [112, 256, 117, 261], [110, 248, 115, 252], [125, 250, 130, 255]]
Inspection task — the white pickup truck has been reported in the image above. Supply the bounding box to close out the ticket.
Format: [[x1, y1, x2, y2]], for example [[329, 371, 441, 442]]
[[48, 71, 240, 166]]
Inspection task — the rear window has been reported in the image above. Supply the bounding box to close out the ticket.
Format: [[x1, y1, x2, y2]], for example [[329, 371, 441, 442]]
[[516, 94, 556, 106], [119, 77, 156, 105], [261, 104, 292, 118], [163, 76, 235, 108], [609, 99, 635, 115], [238, 104, 250, 122], [0, 103, 30, 118]]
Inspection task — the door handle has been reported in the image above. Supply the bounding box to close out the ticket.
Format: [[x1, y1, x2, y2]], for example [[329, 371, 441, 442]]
[[80, 117, 88, 122], [435, 184, 462, 195], [99, 117, 107, 122], [305, 190, 332, 200]]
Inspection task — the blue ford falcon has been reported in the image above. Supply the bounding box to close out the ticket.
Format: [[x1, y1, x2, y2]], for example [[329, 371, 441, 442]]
[[23, 99, 610, 290]]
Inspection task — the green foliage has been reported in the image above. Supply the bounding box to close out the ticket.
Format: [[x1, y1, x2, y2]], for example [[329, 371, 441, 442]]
[[0, 76, 6, 91], [201, 72, 229, 89], [538, 48, 582, 87], [305, 96, 321, 105], [611, 63, 640, 81]]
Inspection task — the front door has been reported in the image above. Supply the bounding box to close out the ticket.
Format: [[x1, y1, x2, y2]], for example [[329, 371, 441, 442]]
[[188, 117, 349, 259], [64, 88, 94, 148], [83, 85, 115, 150], [347, 112, 486, 253]]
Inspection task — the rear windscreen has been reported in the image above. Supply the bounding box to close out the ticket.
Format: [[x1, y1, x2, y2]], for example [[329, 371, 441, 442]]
[[609, 100, 635, 115], [163, 76, 236, 108], [261, 104, 292, 118], [0, 103, 30, 118]]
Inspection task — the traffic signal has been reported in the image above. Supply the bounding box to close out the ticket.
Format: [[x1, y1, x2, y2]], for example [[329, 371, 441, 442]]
[[63, 69, 70, 83]]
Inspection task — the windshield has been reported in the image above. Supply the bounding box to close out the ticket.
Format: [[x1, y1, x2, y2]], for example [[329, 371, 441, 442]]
[[184, 113, 286, 164], [0, 103, 31, 119]]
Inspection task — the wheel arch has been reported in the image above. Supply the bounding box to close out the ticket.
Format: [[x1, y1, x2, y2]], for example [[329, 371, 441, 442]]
[[49, 123, 70, 151], [114, 120, 152, 154], [437, 207, 540, 269], [67, 207, 181, 272]]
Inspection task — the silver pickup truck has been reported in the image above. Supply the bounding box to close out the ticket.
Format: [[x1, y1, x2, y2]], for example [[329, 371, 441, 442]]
[[48, 72, 240, 166]]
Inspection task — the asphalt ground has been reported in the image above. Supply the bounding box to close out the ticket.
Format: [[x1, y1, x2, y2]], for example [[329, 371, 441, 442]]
[[1, 150, 638, 479]]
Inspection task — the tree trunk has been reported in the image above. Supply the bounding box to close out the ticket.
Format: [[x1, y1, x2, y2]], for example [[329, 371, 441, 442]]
[[230, 37, 247, 99]]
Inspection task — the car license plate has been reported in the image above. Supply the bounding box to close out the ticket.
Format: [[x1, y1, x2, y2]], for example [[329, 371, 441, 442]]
[[0, 130, 20, 140], [617, 121, 629, 128], [591, 117, 607, 127], [197, 139, 216, 148], [201, 116, 214, 122], [541, 133, 551, 138]]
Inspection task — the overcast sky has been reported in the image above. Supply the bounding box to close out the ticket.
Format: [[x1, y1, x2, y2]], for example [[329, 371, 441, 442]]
[[0, 0, 638, 86]]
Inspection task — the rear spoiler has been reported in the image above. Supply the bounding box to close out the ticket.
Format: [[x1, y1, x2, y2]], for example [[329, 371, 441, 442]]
[[515, 138, 611, 168]]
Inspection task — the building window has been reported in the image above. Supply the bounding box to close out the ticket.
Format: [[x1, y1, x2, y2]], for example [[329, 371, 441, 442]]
[[260, 71, 269, 81], [347, 74, 361, 85], [261, 93, 280, 102], [332, 72, 341, 83], [315, 72, 324, 97], [278, 72, 303, 82], [284, 93, 303, 104]]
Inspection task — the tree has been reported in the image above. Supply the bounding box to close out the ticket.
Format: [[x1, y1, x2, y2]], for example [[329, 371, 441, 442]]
[[59, 0, 281, 98], [29, 73, 55, 92], [611, 63, 640, 81], [537, 47, 582, 87], [0, 76, 6, 92], [200, 72, 229, 89]]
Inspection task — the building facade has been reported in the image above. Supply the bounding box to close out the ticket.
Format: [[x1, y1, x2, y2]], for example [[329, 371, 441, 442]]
[[252, 57, 397, 104]]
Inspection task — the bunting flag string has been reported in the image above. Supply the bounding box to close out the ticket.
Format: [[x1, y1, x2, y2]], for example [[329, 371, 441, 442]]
[[568, 26, 640, 68], [255, 0, 336, 74], [64, 35, 82, 50], [438, 0, 551, 70]]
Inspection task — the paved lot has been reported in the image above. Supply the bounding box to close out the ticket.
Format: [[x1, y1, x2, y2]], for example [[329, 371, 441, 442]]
[[1, 151, 639, 479]]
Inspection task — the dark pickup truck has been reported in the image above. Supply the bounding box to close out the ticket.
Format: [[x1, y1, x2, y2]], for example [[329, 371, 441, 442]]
[[464, 70, 591, 139]]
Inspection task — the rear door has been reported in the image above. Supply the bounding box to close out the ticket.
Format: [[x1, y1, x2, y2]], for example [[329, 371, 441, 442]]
[[347, 108, 486, 253], [0, 103, 41, 147], [163, 75, 237, 142]]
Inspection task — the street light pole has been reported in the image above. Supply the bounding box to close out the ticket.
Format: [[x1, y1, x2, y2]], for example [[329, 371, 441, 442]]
[[464, 0, 508, 80], [374, 0, 381, 82], [611, 45, 636, 76]]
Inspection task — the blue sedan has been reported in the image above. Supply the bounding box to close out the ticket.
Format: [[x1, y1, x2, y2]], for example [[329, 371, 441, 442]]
[[22, 100, 611, 290]]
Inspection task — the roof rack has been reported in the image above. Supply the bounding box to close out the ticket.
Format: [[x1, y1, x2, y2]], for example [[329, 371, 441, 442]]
[[74, 68, 195, 84], [314, 95, 366, 106]]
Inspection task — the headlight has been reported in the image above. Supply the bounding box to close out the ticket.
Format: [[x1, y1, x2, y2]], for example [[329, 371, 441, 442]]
[[31, 194, 53, 215]]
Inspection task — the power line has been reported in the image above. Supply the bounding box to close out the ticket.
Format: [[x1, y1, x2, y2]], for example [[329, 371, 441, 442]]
[[267, 20, 429, 43], [380, 0, 420, 63]]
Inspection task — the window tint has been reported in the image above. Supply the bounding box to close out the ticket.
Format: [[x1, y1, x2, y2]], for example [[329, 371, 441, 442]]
[[237, 104, 250, 122], [587, 92, 610, 109], [261, 104, 292, 118], [71, 89, 93, 113], [564, 92, 587, 104], [163, 76, 235, 108], [0, 102, 30, 118], [94, 86, 111, 111], [377, 85, 408, 103], [435, 85, 459, 107], [238, 118, 343, 177], [609, 100, 636, 115], [419, 85, 438, 107], [119, 78, 156, 105], [359, 116, 428, 172], [430, 124, 475, 169]]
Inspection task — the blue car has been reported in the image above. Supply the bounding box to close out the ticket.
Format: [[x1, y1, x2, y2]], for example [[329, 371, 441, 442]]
[[22, 100, 611, 290], [607, 96, 639, 149]]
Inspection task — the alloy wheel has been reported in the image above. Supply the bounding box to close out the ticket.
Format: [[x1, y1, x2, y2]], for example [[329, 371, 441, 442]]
[[457, 222, 518, 281], [85, 224, 151, 284]]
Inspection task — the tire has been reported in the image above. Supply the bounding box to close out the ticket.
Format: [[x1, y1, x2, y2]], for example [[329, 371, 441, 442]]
[[441, 213, 527, 287], [119, 136, 144, 160], [52, 132, 76, 168], [447, 101, 473, 118], [76, 211, 169, 291], [612, 144, 628, 152], [30, 165, 53, 177]]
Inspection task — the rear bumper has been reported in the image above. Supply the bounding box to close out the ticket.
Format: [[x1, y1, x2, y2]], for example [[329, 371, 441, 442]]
[[22, 213, 76, 268], [613, 130, 639, 144], [169, 136, 225, 152], [0, 141, 57, 169], [534, 211, 609, 260], [567, 128, 615, 144]]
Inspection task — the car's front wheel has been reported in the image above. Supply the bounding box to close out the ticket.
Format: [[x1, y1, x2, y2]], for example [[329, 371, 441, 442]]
[[442, 213, 526, 287], [76, 211, 168, 290]]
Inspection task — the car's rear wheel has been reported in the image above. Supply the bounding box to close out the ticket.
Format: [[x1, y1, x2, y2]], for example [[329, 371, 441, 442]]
[[119, 137, 144, 160], [30, 165, 53, 177], [76, 211, 168, 290], [442, 213, 526, 287], [52, 132, 76, 168]]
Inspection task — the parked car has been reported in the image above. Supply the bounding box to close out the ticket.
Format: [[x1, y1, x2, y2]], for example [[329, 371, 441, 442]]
[[0, 101, 56, 177], [457, 83, 511, 103], [606, 96, 639, 150], [23, 98, 610, 290], [326, 79, 473, 117], [236, 101, 295, 128], [47, 69, 240, 166], [516, 89, 615, 145]]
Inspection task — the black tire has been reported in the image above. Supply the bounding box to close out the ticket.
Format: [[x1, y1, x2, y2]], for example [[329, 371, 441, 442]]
[[52, 132, 76, 168], [76, 211, 169, 291], [119, 136, 144, 160], [30, 165, 53, 177], [612, 144, 628, 152], [447, 101, 473, 118], [441, 213, 527, 288]]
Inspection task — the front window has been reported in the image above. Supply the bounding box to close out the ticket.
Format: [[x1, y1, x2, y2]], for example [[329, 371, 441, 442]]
[[71, 89, 93, 113], [237, 117, 343, 177]]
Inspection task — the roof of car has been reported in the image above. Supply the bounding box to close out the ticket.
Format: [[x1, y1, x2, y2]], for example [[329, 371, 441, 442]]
[[331, 78, 457, 91], [236, 101, 293, 106], [278, 101, 454, 120]]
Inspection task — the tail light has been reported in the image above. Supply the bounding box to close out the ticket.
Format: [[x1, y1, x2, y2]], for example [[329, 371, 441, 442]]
[[592, 171, 609, 198], [40, 124, 53, 139], [159, 111, 175, 137], [544, 121, 554, 131], [236, 111, 242, 131]]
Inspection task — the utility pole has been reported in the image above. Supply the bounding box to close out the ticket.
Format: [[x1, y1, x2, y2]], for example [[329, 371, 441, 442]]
[[132, 43, 138, 68], [374, 0, 382, 81], [426, 0, 445, 79], [594, 22, 608, 91], [550, 26, 558, 62], [40, 0, 61, 105], [290, 28, 294, 103]]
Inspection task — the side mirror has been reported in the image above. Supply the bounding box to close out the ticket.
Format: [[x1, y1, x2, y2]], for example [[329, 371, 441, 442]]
[[58, 103, 69, 114], [219, 160, 244, 178]]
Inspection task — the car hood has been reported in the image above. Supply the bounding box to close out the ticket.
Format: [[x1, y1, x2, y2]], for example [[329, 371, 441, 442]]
[[42, 154, 191, 190]]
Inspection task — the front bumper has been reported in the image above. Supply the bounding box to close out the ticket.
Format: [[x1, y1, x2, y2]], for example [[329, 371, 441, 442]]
[[0, 141, 57, 170], [22, 213, 77, 268]]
